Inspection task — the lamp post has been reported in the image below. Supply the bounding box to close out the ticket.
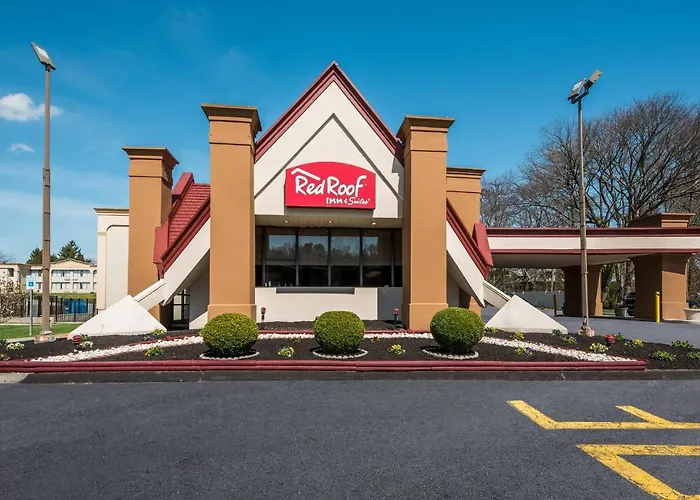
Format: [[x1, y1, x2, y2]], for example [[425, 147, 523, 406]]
[[31, 42, 55, 335], [568, 69, 602, 337]]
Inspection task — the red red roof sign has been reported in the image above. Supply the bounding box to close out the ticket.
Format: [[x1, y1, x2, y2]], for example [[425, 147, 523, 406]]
[[284, 162, 376, 210]]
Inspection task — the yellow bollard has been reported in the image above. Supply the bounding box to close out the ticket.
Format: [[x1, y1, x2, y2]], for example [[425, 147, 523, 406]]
[[655, 291, 661, 323]]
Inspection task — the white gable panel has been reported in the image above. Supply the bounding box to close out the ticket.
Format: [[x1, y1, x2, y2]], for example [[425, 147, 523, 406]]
[[255, 82, 403, 218], [256, 117, 401, 219]]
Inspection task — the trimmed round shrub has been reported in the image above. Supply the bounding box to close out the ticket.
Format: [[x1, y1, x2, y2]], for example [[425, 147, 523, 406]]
[[314, 311, 365, 354], [430, 307, 484, 354], [201, 313, 258, 356]]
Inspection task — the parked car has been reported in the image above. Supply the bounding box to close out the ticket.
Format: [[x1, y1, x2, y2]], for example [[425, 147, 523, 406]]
[[624, 292, 635, 316]]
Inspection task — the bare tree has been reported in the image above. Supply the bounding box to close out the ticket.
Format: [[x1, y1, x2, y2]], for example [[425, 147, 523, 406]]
[[0, 251, 14, 263]]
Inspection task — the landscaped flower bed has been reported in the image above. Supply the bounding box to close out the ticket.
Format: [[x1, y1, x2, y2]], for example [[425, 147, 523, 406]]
[[485, 329, 700, 370]]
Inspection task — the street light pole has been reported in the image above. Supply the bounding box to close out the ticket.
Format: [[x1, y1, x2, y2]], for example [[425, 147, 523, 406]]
[[31, 42, 55, 335], [568, 69, 602, 337]]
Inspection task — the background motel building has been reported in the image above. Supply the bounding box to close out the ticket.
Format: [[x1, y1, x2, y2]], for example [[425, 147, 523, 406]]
[[93, 63, 700, 333]]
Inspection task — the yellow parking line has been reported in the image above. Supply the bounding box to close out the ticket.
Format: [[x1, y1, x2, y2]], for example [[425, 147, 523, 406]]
[[507, 400, 700, 430], [578, 444, 700, 500]]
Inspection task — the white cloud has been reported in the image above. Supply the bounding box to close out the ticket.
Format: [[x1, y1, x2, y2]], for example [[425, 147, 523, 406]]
[[0, 93, 63, 122], [8, 143, 34, 153]]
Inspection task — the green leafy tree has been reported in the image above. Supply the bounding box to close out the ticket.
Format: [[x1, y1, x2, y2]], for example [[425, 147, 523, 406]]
[[26, 248, 57, 264], [57, 240, 87, 262]]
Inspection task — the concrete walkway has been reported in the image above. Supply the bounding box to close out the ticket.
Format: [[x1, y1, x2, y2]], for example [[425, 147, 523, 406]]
[[483, 307, 700, 346]]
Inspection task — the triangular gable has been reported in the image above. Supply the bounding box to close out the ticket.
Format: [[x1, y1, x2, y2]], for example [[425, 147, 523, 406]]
[[253, 63, 404, 219], [255, 62, 401, 161]]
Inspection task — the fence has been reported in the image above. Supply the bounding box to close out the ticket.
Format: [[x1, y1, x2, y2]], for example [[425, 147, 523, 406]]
[[510, 291, 565, 309], [11, 296, 97, 323]]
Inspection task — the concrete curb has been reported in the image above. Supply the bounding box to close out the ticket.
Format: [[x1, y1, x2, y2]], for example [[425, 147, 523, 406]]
[[0, 359, 648, 373]]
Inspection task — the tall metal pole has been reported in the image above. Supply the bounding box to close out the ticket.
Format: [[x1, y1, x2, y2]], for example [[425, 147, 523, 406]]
[[578, 99, 592, 336], [41, 67, 52, 334]]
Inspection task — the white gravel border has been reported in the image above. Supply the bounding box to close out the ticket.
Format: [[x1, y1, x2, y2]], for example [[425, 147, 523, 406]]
[[25, 332, 637, 363], [421, 347, 479, 360], [481, 336, 637, 362], [311, 348, 368, 359], [199, 350, 259, 361]]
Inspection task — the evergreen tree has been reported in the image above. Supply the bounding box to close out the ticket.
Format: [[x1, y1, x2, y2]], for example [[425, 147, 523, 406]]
[[57, 240, 87, 262], [26, 248, 58, 264]]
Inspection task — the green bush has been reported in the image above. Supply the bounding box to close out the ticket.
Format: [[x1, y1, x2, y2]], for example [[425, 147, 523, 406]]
[[429, 307, 484, 355], [201, 313, 258, 356], [313, 311, 365, 354]]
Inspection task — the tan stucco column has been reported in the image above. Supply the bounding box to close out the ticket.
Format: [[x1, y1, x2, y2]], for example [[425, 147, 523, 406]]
[[398, 115, 454, 330], [562, 264, 603, 317], [632, 254, 690, 320], [448, 167, 485, 318], [202, 105, 261, 321], [124, 147, 178, 325]]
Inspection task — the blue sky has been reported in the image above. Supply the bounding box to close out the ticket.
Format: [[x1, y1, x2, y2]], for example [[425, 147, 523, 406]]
[[1, 0, 699, 262]]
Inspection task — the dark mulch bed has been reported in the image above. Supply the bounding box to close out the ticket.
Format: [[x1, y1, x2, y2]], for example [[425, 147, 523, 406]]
[[256, 320, 405, 331], [487, 330, 700, 370], [98, 337, 576, 363], [2, 334, 181, 361]]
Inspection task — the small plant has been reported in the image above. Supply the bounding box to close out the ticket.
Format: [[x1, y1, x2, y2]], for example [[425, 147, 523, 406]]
[[625, 339, 645, 348], [6, 342, 24, 351], [484, 326, 497, 335], [370, 336, 380, 343], [687, 351, 700, 360], [388, 344, 406, 356], [671, 340, 694, 350], [614, 333, 625, 341], [0, 339, 7, 347], [514, 347, 532, 357], [0, 353, 5, 361], [291, 337, 301, 344], [551, 329, 563, 337], [649, 350, 676, 362], [589, 343, 608, 353], [277, 346, 295, 358], [76, 340, 94, 351], [202, 313, 259, 357], [510, 331, 525, 341], [152, 329, 167, 339], [562, 335, 577, 344], [145, 346, 164, 357]]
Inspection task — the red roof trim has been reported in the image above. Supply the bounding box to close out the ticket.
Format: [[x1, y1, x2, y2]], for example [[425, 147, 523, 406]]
[[160, 199, 210, 274], [473, 223, 493, 268], [254, 62, 401, 162], [446, 200, 492, 277], [492, 248, 700, 255], [173, 172, 194, 199], [487, 227, 700, 237]]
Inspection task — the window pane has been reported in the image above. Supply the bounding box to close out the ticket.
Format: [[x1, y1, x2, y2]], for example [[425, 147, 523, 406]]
[[362, 230, 392, 265], [266, 264, 296, 287], [266, 229, 296, 261], [330, 229, 360, 286], [298, 229, 328, 266], [299, 265, 328, 287], [363, 266, 391, 287], [255, 227, 263, 286]]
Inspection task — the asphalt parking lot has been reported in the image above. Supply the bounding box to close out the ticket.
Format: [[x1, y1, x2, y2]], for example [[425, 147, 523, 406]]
[[1, 379, 700, 499]]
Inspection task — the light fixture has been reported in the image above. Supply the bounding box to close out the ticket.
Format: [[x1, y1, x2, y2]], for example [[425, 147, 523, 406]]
[[31, 42, 56, 71], [568, 69, 602, 104], [328, 220, 332, 224], [284, 220, 288, 224], [371, 222, 376, 225]]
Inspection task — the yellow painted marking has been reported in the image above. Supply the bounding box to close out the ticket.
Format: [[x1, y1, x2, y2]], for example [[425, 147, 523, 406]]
[[578, 444, 700, 500], [508, 400, 700, 430]]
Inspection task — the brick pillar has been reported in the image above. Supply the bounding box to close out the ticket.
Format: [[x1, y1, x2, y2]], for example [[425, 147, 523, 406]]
[[124, 147, 178, 325], [562, 264, 603, 317], [632, 254, 689, 320], [629, 212, 694, 320], [398, 115, 454, 330], [447, 167, 485, 318], [202, 105, 261, 321]]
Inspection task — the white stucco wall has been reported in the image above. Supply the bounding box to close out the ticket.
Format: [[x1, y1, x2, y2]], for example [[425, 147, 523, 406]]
[[95, 210, 129, 312], [188, 266, 209, 329], [255, 287, 402, 323], [447, 275, 461, 307], [162, 220, 210, 304], [254, 82, 403, 220]]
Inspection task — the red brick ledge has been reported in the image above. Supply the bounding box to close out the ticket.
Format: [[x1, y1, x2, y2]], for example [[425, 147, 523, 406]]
[[0, 359, 648, 373]]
